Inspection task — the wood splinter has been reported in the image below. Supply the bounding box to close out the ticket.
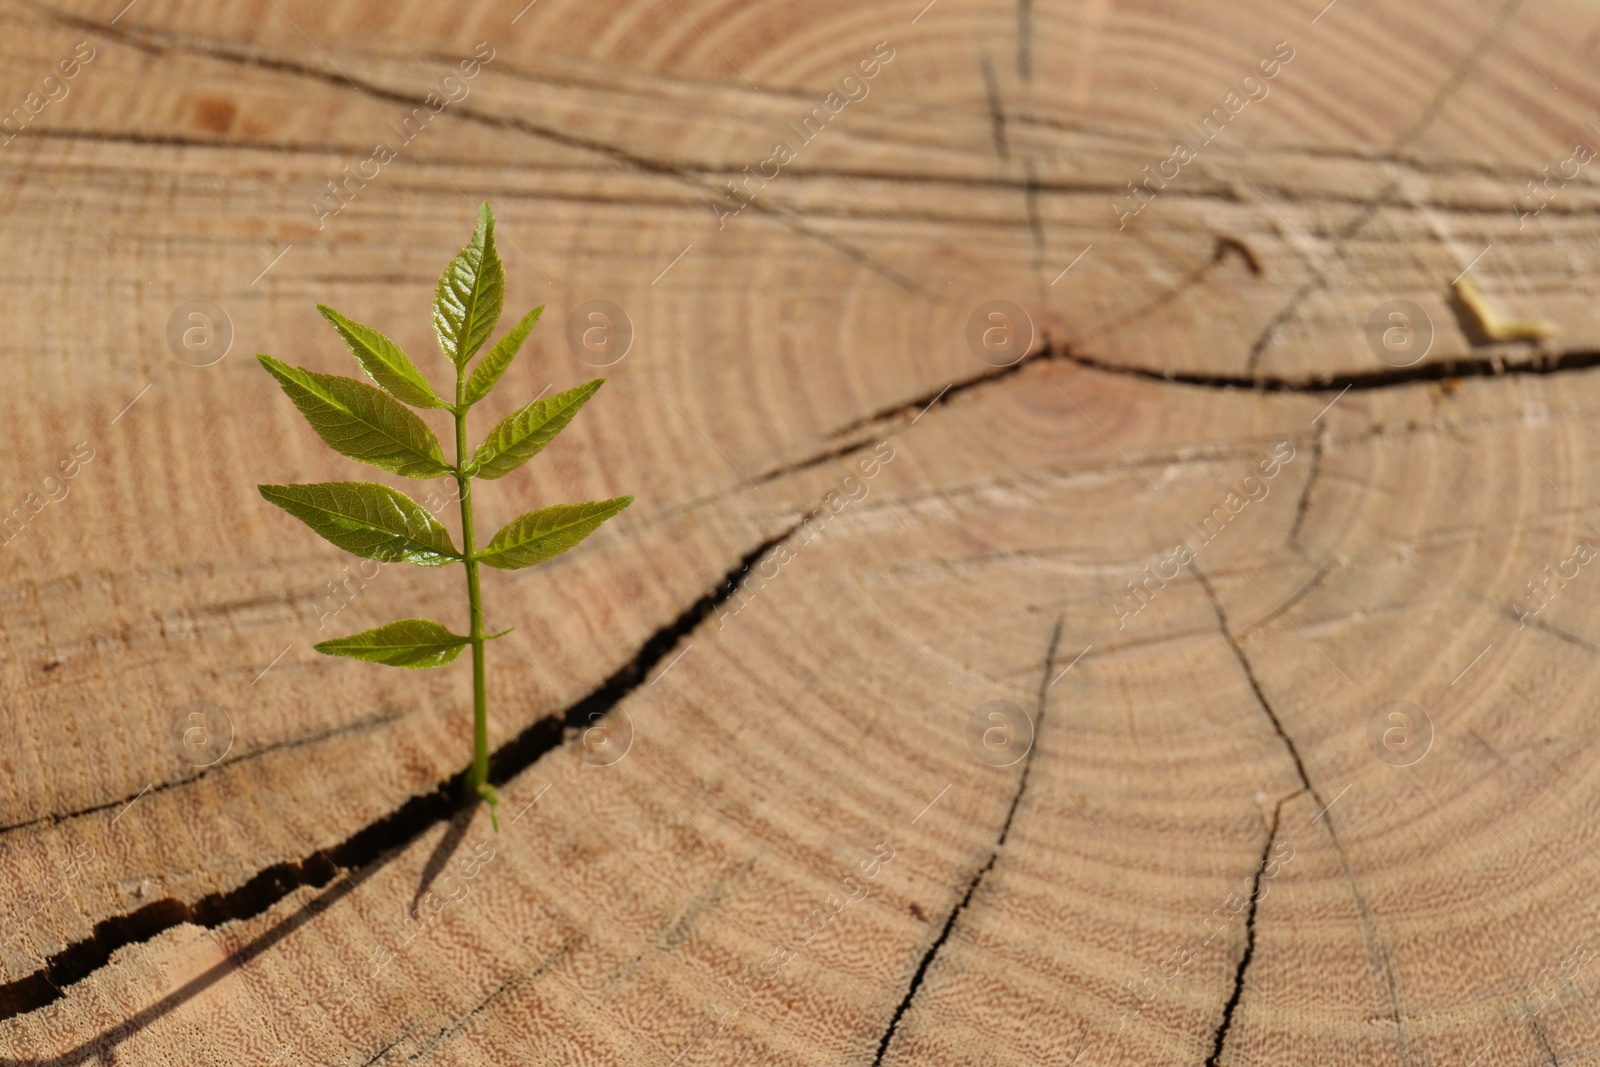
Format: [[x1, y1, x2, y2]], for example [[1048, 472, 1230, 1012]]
[[1451, 277, 1556, 343]]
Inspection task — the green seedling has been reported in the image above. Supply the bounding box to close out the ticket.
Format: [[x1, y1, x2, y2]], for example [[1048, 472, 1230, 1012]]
[[257, 204, 632, 830]]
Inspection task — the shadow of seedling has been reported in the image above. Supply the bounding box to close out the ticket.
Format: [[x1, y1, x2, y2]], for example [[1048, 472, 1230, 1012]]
[[0, 846, 403, 1067], [411, 807, 475, 919]]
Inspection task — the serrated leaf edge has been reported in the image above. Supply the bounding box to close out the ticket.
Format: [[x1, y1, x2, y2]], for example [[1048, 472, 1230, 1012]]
[[316, 304, 448, 410], [470, 378, 604, 480], [257, 353, 452, 478], [462, 305, 544, 408]]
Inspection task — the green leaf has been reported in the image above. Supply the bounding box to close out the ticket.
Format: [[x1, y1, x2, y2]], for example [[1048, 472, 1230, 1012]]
[[433, 203, 504, 367], [258, 354, 451, 479], [470, 379, 603, 480], [314, 618, 471, 668], [317, 304, 447, 410], [463, 306, 543, 408], [477, 496, 633, 570], [258, 482, 460, 566]]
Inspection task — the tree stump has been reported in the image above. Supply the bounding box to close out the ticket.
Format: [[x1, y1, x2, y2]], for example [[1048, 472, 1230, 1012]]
[[0, 0, 1597, 1063]]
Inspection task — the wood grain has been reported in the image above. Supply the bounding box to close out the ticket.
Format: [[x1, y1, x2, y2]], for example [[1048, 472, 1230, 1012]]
[[1, 0, 1598, 1063]]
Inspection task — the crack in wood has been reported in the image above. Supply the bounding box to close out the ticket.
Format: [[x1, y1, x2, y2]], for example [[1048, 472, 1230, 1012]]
[[1237, 560, 1338, 643], [1061, 340, 1600, 393], [650, 340, 1055, 529], [980, 56, 1010, 163], [657, 330, 1600, 545], [1192, 564, 1322, 807], [871, 618, 1063, 1065], [1287, 431, 1323, 554], [1524, 614, 1600, 654], [37, 122, 1594, 223], [0, 526, 801, 1039], [357, 1032, 409, 1067], [1533, 1014, 1562, 1066], [0, 314, 1088, 1031], [375, 936, 577, 1065], [29, 3, 924, 295], [1203, 798, 1282, 1067], [1244, 0, 1529, 372], [0, 710, 406, 838], [1191, 563, 1414, 1067]]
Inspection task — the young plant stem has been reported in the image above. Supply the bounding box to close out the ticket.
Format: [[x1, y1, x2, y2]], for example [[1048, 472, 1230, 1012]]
[[259, 207, 630, 838], [454, 368, 497, 828]]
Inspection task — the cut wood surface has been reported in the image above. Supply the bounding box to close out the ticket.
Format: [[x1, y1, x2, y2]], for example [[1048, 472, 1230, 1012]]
[[0, 0, 1598, 1063]]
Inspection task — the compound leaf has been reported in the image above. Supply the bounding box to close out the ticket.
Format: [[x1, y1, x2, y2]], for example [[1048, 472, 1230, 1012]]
[[433, 203, 504, 367], [477, 496, 633, 570], [314, 618, 470, 668], [258, 482, 460, 566], [463, 306, 543, 408], [470, 379, 603, 480], [317, 304, 447, 410], [258, 354, 451, 479]]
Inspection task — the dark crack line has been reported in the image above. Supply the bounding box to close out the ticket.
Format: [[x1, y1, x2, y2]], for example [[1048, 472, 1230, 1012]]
[[379, 936, 577, 1065], [807, 336, 1600, 478], [0, 709, 405, 837], [0, 526, 803, 1027], [1239, 559, 1336, 640], [1191, 564, 1413, 1067], [358, 1031, 411, 1067], [1244, 0, 1526, 371], [35, 124, 1584, 224], [871, 618, 1063, 1066], [30, 4, 923, 295], [0, 840, 391, 1067], [1525, 614, 1600, 654], [979, 48, 1044, 297], [648, 338, 1057, 531], [1081, 253, 1224, 348], [820, 343, 1051, 445], [1213, 236, 1262, 277], [1287, 431, 1323, 554], [1192, 565, 1321, 807], [1059, 340, 1600, 393], [652, 331, 1600, 540], [1532, 1009, 1561, 1066], [980, 56, 1009, 163], [1204, 799, 1282, 1067]]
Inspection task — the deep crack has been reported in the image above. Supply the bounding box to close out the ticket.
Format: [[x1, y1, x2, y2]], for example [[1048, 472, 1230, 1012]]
[[871, 618, 1063, 1065], [1061, 341, 1600, 394], [0, 527, 801, 1026], [764, 335, 1600, 506], [1203, 799, 1282, 1067], [1192, 564, 1321, 808], [1191, 564, 1413, 1067]]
